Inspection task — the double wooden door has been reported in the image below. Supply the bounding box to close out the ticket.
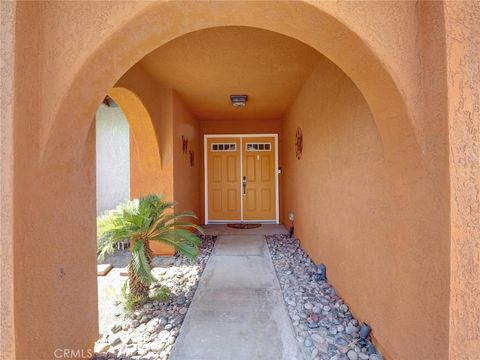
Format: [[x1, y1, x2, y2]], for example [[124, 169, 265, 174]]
[[206, 135, 277, 223]]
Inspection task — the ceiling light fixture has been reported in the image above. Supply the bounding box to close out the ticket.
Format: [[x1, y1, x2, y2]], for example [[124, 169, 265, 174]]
[[230, 95, 248, 107]]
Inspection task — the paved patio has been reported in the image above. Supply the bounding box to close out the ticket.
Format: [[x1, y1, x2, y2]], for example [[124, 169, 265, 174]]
[[170, 225, 302, 360]]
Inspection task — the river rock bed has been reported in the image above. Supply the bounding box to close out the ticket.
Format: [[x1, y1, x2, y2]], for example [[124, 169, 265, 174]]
[[266, 234, 383, 360], [94, 235, 216, 360]]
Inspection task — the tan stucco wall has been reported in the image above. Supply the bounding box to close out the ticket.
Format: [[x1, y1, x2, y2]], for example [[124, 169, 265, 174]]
[[114, 65, 174, 201], [445, 2, 480, 359], [113, 66, 176, 256], [0, 2, 16, 358], [200, 119, 282, 136], [6, 3, 99, 358], [173, 93, 201, 222], [282, 58, 449, 360], [113, 68, 203, 247], [114, 67, 203, 224], [2, 1, 478, 359]]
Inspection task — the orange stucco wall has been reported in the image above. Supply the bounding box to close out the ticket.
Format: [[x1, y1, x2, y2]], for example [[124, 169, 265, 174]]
[[282, 57, 449, 360], [112, 68, 204, 249], [113, 68, 205, 253], [200, 118, 282, 136], [113, 65, 176, 256], [1, 2, 16, 358], [445, 1, 480, 358], [173, 93, 201, 222], [1, 1, 478, 360], [114, 65, 174, 201]]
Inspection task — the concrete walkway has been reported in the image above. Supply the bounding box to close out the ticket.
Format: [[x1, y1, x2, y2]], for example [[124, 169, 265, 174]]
[[170, 225, 302, 360]]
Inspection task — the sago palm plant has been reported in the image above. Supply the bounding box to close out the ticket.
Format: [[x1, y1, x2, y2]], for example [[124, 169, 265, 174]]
[[97, 194, 203, 303]]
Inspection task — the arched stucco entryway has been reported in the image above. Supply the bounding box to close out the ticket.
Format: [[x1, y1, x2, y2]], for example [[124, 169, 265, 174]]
[[8, 2, 450, 360], [107, 87, 163, 199], [106, 87, 173, 256]]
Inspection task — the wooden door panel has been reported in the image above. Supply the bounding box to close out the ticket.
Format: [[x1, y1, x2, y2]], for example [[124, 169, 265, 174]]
[[207, 137, 241, 221], [242, 136, 276, 221], [212, 156, 222, 182], [212, 190, 222, 211], [246, 155, 256, 181], [261, 156, 271, 181], [227, 155, 237, 182], [261, 189, 271, 211], [246, 188, 256, 211], [227, 189, 238, 211]]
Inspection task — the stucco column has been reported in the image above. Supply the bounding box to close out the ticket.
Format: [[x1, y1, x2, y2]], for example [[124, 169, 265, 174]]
[[0, 2, 16, 359], [446, 2, 480, 359], [0, 1, 16, 359]]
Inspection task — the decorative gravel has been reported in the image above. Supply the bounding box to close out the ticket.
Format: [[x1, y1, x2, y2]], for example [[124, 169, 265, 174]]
[[94, 235, 216, 360], [266, 234, 383, 360]]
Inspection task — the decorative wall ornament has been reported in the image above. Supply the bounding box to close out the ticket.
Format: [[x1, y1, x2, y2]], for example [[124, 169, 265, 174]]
[[189, 150, 195, 167], [295, 127, 303, 160], [182, 136, 189, 154]]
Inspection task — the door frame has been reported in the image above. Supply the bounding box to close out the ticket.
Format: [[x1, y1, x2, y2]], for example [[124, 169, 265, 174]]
[[204, 133, 279, 224]]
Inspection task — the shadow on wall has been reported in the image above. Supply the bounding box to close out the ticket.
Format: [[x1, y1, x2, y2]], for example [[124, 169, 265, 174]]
[[95, 98, 130, 215]]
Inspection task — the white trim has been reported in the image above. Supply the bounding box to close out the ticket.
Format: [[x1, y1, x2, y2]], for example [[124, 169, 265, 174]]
[[204, 134, 279, 225], [274, 133, 279, 224], [240, 137, 244, 222], [203, 135, 208, 224]]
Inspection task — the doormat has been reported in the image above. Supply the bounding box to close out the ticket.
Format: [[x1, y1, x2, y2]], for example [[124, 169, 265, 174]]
[[227, 223, 262, 229]]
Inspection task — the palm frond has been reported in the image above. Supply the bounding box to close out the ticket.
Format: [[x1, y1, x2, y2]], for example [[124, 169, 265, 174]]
[[152, 228, 201, 259], [97, 194, 204, 300]]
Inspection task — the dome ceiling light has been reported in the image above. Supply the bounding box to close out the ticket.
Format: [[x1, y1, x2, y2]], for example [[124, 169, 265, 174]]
[[230, 95, 248, 107]]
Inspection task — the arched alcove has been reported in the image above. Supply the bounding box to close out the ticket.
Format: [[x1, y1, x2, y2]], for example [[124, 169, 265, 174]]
[[107, 87, 163, 198], [106, 87, 174, 256], [12, 2, 448, 359]]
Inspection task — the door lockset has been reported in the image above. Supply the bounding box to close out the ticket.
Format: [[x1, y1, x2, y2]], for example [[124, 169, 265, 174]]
[[242, 176, 247, 195]]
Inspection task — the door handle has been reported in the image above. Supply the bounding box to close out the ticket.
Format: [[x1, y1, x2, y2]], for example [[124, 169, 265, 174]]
[[242, 176, 247, 196]]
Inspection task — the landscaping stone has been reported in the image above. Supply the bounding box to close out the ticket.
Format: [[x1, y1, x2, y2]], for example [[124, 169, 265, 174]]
[[110, 323, 122, 334], [176, 295, 186, 305], [346, 325, 358, 335], [93, 234, 216, 360], [266, 234, 383, 360], [347, 350, 359, 360], [108, 336, 121, 347], [150, 341, 164, 353]]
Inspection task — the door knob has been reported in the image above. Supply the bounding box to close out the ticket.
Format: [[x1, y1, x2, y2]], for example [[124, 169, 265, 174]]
[[242, 176, 247, 195]]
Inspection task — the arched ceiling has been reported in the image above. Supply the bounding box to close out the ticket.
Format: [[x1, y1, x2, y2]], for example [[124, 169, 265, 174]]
[[140, 26, 322, 120]]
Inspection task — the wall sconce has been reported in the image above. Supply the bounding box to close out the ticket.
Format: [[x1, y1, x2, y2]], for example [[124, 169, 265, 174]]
[[230, 95, 248, 107]]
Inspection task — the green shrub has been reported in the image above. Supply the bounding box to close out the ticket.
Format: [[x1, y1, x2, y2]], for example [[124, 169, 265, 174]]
[[97, 194, 204, 302], [151, 285, 170, 302], [121, 282, 143, 312]]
